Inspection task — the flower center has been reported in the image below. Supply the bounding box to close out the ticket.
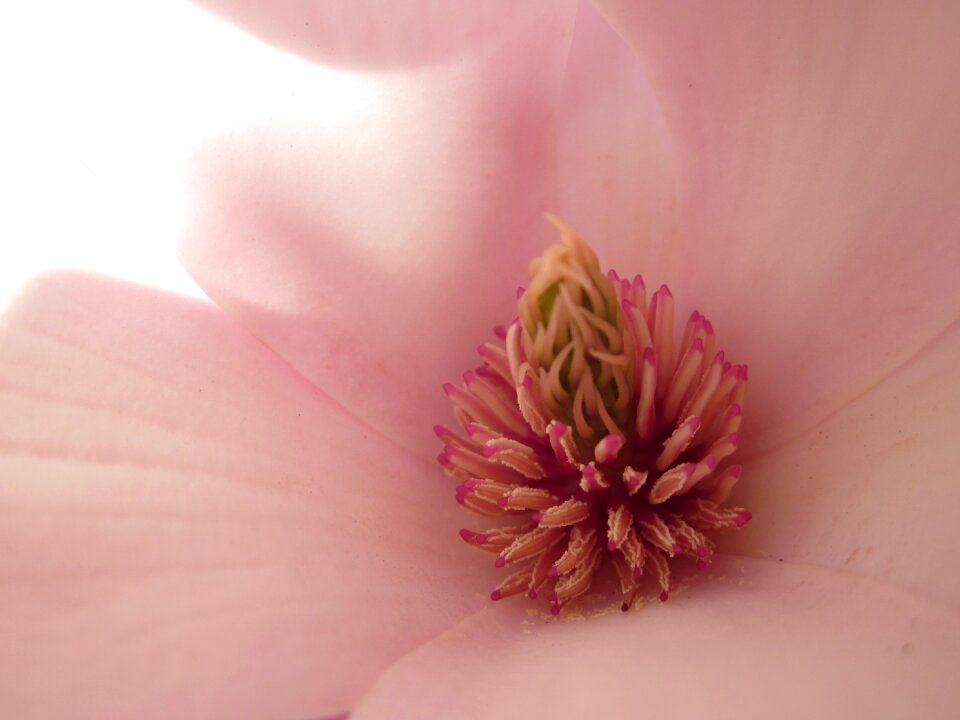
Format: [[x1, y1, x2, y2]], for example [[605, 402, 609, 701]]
[[437, 216, 751, 614]]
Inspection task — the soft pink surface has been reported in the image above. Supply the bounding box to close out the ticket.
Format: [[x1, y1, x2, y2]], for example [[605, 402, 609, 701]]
[[181, 0, 578, 463], [721, 320, 960, 608], [591, 0, 960, 452], [0, 274, 492, 719], [5, 0, 960, 717], [352, 556, 960, 719], [182, 0, 960, 466]]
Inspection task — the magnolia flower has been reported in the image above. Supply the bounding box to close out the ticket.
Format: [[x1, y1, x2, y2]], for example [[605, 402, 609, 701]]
[[2, 1, 959, 718]]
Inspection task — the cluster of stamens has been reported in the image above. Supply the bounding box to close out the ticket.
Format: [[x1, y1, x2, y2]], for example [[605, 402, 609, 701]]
[[436, 217, 751, 614]]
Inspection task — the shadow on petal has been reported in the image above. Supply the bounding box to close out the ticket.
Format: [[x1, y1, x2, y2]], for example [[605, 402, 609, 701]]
[[352, 556, 960, 719]]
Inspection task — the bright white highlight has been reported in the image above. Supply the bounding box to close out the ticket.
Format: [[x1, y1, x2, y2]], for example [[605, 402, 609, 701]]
[[0, 1, 380, 311]]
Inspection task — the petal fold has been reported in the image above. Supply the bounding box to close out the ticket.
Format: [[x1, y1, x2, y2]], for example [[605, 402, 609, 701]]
[[179, 2, 578, 460], [592, 0, 960, 449], [724, 320, 960, 608], [353, 556, 960, 719]]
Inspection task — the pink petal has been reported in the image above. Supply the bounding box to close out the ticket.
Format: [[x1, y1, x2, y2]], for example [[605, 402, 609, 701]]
[[724, 320, 960, 607], [180, 3, 578, 460], [585, 1, 960, 450], [0, 274, 493, 718], [352, 556, 960, 718], [193, 0, 569, 69], [554, 0, 678, 277]]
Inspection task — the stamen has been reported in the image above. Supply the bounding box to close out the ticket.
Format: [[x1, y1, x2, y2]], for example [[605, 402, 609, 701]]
[[635, 347, 658, 442], [623, 466, 649, 496], [580, 463, 612, 493], [552, 545, 603, 610], [497, 486, 559, 511], [661, 339, 705, 425], [594, 433, 625, 464], [648, 463, 695, 505], [606, 502, 632, 550], [637, 506, 681, 555], [438, 218, 752, 613], [649, 285, 675, 398], [537, 498, 592, 528], [497, 526, 566, 567], [655, 416, 701, 471], [706, 464, 743, 504], [551, 524, 597, 577]]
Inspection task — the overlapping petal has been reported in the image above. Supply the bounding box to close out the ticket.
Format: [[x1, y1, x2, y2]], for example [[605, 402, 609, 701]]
[[192, 0, 564, 69], [722, 320, 960, 607], [0, 274, 492, 719], [588, 0, 960, 452], [180, 0, 578, 462], [352, 556, 960, 719]]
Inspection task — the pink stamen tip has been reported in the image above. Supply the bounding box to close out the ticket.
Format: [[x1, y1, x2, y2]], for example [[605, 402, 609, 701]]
[[735, 511, 753, 528], [607, 540, 618, 551], [476, 344, 488, 356], [696, 559, 708, 571], [433, 424, 447, 438], [455, 494, 465, 505], [465, 423, 479, 436], [702, 455, 718, 470], [659, 591, 670, 602], [729, 432, 741, 445], [482, 445, 496, 458], [437, 452, 451, 466], [442, 383, 456, 396], [730, 404, 742, 417], [462, 371, 475, 384], [520, 373, 533, 389], [690, 310, 702, 322], [548, 566, 559, 578], [607, 269, 620, 282], [462, 478, 479, 490], [496, 496, 509, 507], [527, 588, 538, 599], [713, 350, 726, 365], [622, 298, 636, 312], [550, 603, 561, 616], [728, 464, 743, 478], [494, 556, 507, 568], [633, 568, 643, 581], [672, 543, 683, 555], [691, 338, 704, 352], [490, 589, 503, 601], [459, 529, 475, 542], [704, 319, 714, 334], [475, 534, 488, 544], [532, 512, 544, 523], [643, 347, 657, 363], [696, 546, 706, 558], [689, 417, 702, 431], [516, 286, 525, 299], [659, 284, 672, 297], [493, 325, 507, 339]]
